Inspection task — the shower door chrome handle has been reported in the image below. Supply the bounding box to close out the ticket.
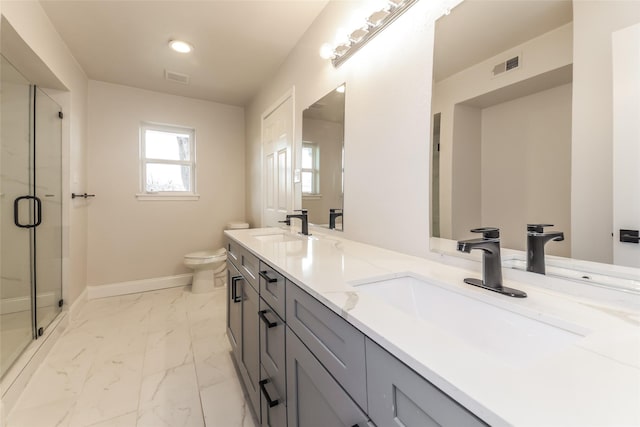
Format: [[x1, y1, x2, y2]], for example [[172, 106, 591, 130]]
[[13, 195, 42, 228]]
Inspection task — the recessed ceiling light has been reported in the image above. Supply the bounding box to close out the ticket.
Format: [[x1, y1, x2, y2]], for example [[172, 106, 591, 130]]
[[169, 40, 193, 53]]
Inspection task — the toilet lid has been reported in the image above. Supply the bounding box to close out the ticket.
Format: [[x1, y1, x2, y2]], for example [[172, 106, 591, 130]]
[[227, 221, 250, 229], [185, 247, 227, 261]]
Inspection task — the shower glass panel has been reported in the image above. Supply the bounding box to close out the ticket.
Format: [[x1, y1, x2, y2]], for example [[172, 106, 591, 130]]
[[0, 56, 63, 378], [0, 56, 34, 377], [33, 86, 63, 333]]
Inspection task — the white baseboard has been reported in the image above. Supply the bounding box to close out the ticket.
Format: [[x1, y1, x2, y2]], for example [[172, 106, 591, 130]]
[[67, 287, 88, 321], [86, 274, 193, 300], [1, 292, 56, 314]]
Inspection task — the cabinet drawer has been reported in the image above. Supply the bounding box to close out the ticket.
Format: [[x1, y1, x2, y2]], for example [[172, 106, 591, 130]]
[[240, 246, 260, 292], [259, 261, 286, 319], [261, 365, 287, 427], [226, 238, 242, 268], [286, 328, 368, 427], [366, 339, 487, 427], [226, 238, 260, 291], [260, 298, 286, 400], [286, 283, 367, 411]]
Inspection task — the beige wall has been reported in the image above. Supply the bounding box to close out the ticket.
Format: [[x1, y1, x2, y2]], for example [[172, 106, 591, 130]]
[[87, 81, 245, 286], [2, 1, 89, 305], [450, 104, 481, 240], [572, 1, 640, 263], [246, 0, 443, 257], [481, 84, 572, 256]]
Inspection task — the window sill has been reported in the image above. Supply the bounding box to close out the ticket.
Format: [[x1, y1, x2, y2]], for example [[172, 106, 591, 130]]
[[302, 194, 322, 200], [136, 193, 200, 201]]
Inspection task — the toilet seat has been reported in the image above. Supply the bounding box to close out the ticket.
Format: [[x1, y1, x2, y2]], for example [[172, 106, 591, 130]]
[[184, 247, 226, 265]]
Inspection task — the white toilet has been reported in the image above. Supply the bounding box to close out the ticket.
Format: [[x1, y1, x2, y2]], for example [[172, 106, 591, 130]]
[[184, 222, 249, 293]]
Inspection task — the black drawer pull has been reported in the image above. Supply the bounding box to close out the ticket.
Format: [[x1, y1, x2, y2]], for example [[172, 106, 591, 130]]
[[231, 276, 243, 303], [259, 310, 278, 328], [259, 378, 281, 408], [259, 270, 278, 283]]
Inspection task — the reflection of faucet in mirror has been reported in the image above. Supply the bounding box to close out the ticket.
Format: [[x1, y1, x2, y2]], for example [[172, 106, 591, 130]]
[[329, 208, 343, 230], [285, 209, 309, 236], [457, 227, 527, 298], [526, 224, 564, 275]]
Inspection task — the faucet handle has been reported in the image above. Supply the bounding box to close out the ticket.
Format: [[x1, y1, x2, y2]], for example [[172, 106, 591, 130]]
[[294, 209, 308, 215], [527, 224, 554, 233], [470, 227, 500, 239]]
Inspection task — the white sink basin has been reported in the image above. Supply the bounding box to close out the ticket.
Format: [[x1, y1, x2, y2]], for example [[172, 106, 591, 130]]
[[251, 231, 306, 243], [353, 274, 588, 367]]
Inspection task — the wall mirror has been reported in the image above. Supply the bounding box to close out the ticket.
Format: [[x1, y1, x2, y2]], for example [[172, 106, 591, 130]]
[[302, 84, 345, 231], [430, 0, 640, 288]]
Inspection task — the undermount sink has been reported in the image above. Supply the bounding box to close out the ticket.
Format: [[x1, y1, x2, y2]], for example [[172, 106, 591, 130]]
[[353, 274, 588, 367], [251, 231, 306, 243]]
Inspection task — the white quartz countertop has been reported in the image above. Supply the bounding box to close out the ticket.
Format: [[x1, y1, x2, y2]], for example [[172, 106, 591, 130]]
[[225, 227, 640, 426]]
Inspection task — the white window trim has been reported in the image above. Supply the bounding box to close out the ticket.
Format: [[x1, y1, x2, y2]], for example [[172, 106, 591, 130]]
[[302, 141, 320, 196], [138, 122, 198, 200]]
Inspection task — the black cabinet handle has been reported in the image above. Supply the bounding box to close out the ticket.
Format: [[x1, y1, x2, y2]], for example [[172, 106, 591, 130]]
[[259, 310, 278, 328], [14, 196, 42, 228], [259, 378, 281, 408], [259, 270, 278, 283], [231, 276, 242, 303]]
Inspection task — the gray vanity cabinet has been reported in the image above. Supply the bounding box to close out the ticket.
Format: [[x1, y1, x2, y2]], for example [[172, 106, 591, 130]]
[[259, 297, 287, 427], [286, 283, 368, 411], [226, 246, 261, 422], [226, 260, 242, 360], [226, 236, 488, 427], [366, 339, 487, 427], [286, 328, 369, 427], [240, 277, 261, 419]]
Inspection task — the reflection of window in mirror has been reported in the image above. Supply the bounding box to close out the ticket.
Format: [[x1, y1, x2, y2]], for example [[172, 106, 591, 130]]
[[302, 142, 320, 195]]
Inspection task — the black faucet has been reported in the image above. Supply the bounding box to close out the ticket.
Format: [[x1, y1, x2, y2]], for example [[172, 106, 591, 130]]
[[285, 209, 309, 236], [457, 227, 527, 298], [526, 224, 564, 275], [329, 208, 343, 230]]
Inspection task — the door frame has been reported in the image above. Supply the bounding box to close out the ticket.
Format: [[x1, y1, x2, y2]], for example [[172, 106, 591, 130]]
[[260, 87, 296, 227]]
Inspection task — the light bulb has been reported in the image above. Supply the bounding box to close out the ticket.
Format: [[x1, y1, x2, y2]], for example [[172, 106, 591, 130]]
[[169, 40, 193, 53], [319, 43, 335, 60]]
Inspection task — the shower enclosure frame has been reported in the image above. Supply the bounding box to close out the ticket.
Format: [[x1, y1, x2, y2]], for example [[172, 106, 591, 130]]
[[1, 55, 64, 379]]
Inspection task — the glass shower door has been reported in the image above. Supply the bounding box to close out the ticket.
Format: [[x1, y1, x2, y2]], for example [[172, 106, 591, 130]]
[[0, 56, 35, 377], [33, 86, 63, 333]]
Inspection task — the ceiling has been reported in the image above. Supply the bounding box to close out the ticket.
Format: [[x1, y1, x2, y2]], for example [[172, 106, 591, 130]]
[[39, 0, 329, 106], [434, 0, 573, 82]]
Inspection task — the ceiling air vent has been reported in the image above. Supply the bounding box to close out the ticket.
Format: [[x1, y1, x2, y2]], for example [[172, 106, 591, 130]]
[[165, 70, 190, 85], [492, 55, 521, 77]]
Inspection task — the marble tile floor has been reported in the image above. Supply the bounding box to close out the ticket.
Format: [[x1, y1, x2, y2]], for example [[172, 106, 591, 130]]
[[6, 286, 259, 427], [1, 306, 58, 377]]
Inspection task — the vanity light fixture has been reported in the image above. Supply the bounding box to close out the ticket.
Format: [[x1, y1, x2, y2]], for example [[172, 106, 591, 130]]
[[169, 40, 193, 53], [320, 0, 419, 67]]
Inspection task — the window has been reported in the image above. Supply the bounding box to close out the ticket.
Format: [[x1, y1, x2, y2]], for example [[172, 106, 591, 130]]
[[139, 122, 197, 200], [301, 142, 320, 195]]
